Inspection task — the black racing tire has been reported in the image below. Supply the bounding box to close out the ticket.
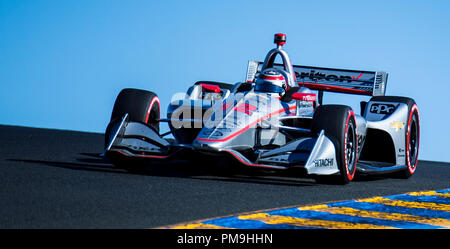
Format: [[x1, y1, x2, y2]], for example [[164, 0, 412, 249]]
[[369, 96, 420, 178], [105, 88, 160, 149], [311, 105, 358, 184]]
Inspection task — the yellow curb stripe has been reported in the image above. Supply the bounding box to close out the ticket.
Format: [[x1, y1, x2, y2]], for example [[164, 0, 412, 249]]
[[407, 191, 450, 198], [298, 205, 450, 228], [238, 213, 396, 229], [357, 197, 450, 211], [171, 223, 231, 229], [162, 189, 450, 229]]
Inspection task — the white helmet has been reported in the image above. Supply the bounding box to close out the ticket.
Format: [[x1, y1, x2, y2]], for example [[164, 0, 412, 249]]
[[255, 69, 287, 95]]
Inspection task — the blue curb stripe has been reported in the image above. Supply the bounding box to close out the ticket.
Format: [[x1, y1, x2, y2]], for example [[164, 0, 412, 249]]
[[386, 194, 450, 205], [202, 216, 320, 229], [265, 208, 441, 229], [168, 189, 450, 229], [328, 200, 450, 219]]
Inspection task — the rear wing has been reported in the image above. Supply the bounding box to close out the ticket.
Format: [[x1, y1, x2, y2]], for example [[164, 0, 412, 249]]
[[246, 61, 388, 96]]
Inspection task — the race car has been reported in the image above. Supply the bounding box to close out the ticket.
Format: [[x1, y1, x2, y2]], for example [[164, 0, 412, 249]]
[[104, 33, 420, 184]]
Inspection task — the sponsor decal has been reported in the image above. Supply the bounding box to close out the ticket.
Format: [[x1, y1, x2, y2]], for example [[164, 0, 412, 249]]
[[298, 100, 314, 108], [370, 103, 396, 114], [200, 128, 232, 139], [313, 158, 334, 167], [390, 121, 404, 131], [171, 92, 290, 134], [262, 156, 288, 162], [302, 94, 316, 101], [296, 70, 365, 83], [200, 128, 214, 137], [292, 92, 317, 102]]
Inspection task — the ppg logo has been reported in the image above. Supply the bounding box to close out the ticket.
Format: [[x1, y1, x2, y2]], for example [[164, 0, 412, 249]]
[[370, 103, 396, 114]]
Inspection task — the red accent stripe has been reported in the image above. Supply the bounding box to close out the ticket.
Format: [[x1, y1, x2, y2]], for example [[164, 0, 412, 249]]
[[406, 104, 419, 174], [344, 110, 357, 181], [145, 96, 160, 124], [261, 75, 284, 80], [196, 105, 296, 142], [222, 102, 233, 111], [352, 73, 364, 81], [200, 83, 221, 93], [301, 83, 372, 96], [234, 103, 257, 115], [236, 103, 257, 110]]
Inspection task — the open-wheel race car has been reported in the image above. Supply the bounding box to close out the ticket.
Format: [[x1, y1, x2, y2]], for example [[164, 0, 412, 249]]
[[104, 33, 420, 184]]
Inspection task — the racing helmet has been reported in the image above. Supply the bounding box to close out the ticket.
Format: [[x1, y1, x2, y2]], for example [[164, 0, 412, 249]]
[[255, 69, 287, 95]]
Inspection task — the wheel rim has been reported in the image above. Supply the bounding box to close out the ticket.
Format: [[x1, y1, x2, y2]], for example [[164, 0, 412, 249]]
[[408, 115, 419, 170], [345, 121, 356, 176]]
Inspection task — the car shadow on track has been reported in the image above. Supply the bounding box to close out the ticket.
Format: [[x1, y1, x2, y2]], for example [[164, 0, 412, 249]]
[[7, 153, 319, 187], [8, 152, 404, 187]]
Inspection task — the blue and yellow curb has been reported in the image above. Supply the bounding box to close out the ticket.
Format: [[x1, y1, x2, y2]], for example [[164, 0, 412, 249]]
[[164, 189, 450, 229]]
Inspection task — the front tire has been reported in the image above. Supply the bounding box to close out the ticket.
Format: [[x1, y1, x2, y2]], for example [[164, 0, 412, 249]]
[[105, 88, 160, 149], [104, 88, 160, 172], [311, 105, 358, 184]]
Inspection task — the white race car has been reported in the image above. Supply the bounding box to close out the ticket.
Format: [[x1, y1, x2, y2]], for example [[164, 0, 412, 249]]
[[104, 33, 420, 184]]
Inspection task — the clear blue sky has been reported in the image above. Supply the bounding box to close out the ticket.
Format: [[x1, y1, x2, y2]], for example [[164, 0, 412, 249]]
[[1, 0, 449, 162]]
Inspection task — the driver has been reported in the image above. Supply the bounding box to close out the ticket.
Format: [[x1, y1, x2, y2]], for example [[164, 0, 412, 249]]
[[254, 69, 287, 96]]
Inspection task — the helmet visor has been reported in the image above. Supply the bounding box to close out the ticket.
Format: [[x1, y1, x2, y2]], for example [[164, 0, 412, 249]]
[[254, 82, 285, 93]]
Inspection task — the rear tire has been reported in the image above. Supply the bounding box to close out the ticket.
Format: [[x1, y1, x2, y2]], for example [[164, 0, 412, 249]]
[[105, 88, 160, 149], [369, 96, 420, 178], [311, 105, 358, 184]]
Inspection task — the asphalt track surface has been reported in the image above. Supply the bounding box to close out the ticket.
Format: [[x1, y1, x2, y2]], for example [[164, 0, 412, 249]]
[[0, 125, 449, 228]]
